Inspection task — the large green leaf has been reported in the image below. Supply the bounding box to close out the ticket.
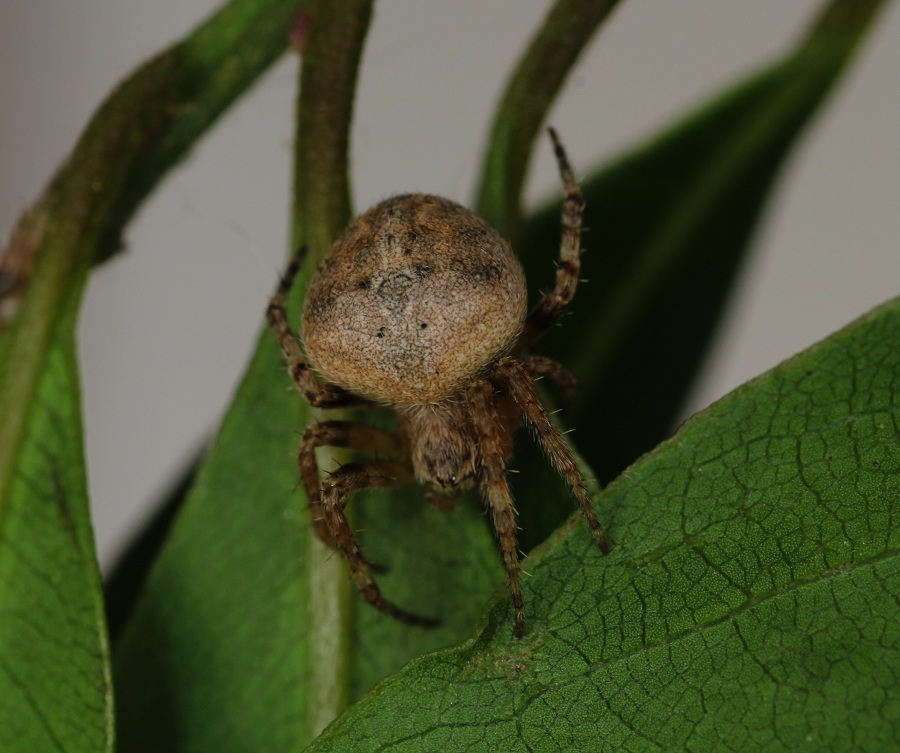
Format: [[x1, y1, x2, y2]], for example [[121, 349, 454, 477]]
[[306, 295, 900, 752], [110, 338, 506, 752], [519, 0, 887, 485]]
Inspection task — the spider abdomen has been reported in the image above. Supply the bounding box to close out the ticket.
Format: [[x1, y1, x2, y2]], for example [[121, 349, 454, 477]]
[[302, 194, 527, 405]]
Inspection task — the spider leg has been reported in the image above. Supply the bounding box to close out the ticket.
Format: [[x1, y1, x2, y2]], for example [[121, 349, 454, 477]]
[[267, 245, 361, 408], [319, 458, 439, 628], [521, 354, 577, 410], [515, 128, 584, 352], [494, 357, 608, 555], [467, 380, 526, 638], [299, 420, 404, 550]]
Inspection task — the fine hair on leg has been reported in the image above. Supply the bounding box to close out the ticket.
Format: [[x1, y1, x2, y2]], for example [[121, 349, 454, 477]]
[[494, 357, 608, 554], [298, 420, 405, 548], [521, 354, 578, 409], [467, 380, 526, 638], [319, 458, 439, 627], [516, 128, 584, 352]]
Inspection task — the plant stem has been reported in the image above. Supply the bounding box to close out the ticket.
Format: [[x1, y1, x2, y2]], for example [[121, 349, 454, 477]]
[[292, 3, 371, 256], [476, 0, 621, 240], [289, 0, 374, 740]]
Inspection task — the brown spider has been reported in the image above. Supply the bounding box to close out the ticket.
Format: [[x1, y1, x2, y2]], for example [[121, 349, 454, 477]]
[[266, 129, 607, 638]]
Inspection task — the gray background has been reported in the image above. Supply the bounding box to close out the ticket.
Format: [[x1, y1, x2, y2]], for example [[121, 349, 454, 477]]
[[1, 1, 898, 569]]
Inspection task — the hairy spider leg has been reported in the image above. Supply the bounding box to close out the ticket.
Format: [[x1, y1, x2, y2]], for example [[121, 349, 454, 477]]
[[467, 380, 527, 638], [299, 420, 405, 549], [319, 459, 440, 628], [521, 354, 578, 410], [495, 357, 608, 555], [516, 128, 584, 352], [266, 245, 357, 408]]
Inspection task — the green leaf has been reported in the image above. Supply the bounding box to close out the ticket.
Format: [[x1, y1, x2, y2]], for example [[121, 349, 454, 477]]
[[113, 341, 313, 752], [104, 457, 197, 644], [0, 325, 112, 752], [519, 0, 888, 484], [306, 295, 900, 752]]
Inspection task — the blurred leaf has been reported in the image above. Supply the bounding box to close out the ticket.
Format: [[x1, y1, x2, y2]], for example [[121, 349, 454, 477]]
[[113, 340, 314, 752], [104, 455, 199, 645], [519, 0, 887, 484], [307, 294, 900, 753], [350, 485, 504, 700], [0, 0, 310, 749], [0, 325, 112, 752]]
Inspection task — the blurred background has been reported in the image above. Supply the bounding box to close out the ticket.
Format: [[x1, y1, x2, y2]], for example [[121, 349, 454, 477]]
[[1, 1, 898, 570]]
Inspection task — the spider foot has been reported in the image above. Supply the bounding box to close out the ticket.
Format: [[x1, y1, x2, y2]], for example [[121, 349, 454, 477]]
[[363, 556, 389, 575], [366, 587, 440, 629]]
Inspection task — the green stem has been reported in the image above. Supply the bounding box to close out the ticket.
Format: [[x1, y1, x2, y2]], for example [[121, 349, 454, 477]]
[[475, 0, 621, 240], [292, 2, 372, 254], [289, 0, 374, 740]]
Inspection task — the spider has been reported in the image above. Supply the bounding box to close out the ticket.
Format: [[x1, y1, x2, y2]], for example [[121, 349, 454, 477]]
[[266, 129, 607, 638]]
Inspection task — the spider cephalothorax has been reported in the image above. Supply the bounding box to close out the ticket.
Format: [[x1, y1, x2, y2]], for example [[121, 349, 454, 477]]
[[267, 129, 607, 638]]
